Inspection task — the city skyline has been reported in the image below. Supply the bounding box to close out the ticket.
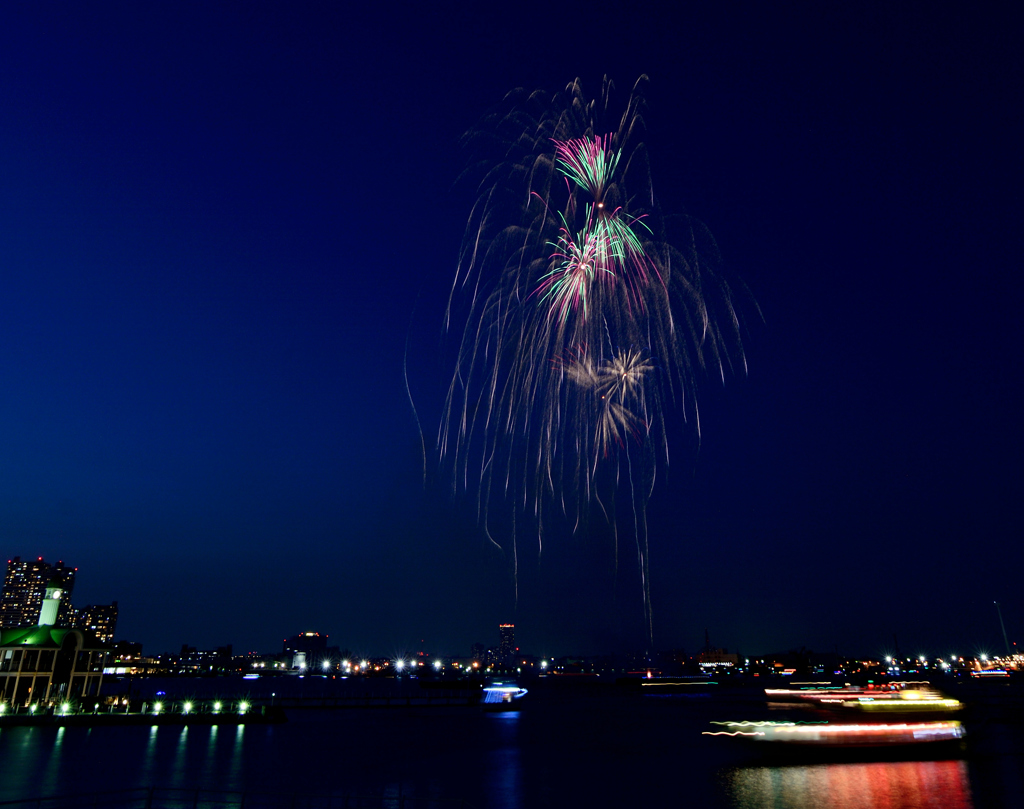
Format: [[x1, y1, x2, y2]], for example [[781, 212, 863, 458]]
[[0, 556, 118, 643], [3, 552, 1018, 664], [1, 4, 1020, 658]]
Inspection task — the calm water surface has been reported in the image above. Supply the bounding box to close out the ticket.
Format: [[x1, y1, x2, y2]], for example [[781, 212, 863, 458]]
[[0, 686, 1021, 807]]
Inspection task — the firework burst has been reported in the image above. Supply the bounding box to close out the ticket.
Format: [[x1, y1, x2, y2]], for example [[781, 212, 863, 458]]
[[554, 135, 619, 203], [442, 76, 747, 639]]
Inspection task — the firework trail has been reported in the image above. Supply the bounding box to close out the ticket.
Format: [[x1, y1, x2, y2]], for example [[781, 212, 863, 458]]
[[441, 76, 747, 638]]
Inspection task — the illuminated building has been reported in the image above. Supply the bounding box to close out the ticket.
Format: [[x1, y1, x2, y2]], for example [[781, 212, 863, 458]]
[[284, 631, 327, 655], [176, 644, 233, 674], [0, 581, 106, 706], [0, 557, 77, 629], [698, 629, 739, 669], [498, 623, 515, 663], [284, 631, 330, 669], [75, 602, 118, 644]]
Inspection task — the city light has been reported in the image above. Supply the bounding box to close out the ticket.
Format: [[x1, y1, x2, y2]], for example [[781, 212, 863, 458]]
[[395, 659, 405, 670], [61, 702, 71, 714], [433, 659, 442, 670], [238, 701, 250, 714], [322, 660, 331, 671], [213, 701, 222, 713], [183, 701, 193, 714], [153, 702, 163, 714]]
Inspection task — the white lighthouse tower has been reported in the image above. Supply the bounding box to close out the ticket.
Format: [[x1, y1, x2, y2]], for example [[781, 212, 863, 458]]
[[39, 580, 65, 626]]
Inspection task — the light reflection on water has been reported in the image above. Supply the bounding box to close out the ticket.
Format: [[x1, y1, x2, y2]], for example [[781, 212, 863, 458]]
[[229, 725, 244, 791], [0, 727, 47, 799], [485, 711, 522, 809], [725, 759, 974, 809], [172, 727, 188, 782], [41, 727, 64, 789], [0, 708, 1004, 808], [201, 724, 217, 785], [141, 725, 158, 784]]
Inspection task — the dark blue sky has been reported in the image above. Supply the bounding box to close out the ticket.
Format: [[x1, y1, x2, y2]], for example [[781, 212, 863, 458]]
[[1, 2, 1020, 658]]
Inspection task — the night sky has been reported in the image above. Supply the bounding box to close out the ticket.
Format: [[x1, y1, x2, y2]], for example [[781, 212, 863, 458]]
[[2, 2, 1020, 659]]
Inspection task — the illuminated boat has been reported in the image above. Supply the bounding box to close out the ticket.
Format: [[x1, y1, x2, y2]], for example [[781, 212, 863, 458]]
[[703, 719, 964, 747], [765, 686, 962, 720], [704, 684, 965, 749], [481, 681, 528, 710]]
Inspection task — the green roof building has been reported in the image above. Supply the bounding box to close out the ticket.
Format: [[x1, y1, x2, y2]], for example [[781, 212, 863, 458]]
[[0, 625, 107, 707]]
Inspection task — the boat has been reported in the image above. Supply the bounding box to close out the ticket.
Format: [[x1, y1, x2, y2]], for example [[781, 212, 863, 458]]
[[765, 684, 962, 721], [704, 683, 965, 750], [703, 719, 964, 747], [481, 681, 527, 710]]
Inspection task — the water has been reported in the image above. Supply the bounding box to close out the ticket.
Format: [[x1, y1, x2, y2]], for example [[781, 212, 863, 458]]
[[1, 684, 1022, 807]]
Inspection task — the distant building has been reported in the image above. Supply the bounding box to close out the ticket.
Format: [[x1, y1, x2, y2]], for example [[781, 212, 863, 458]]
[[698, 629, 739, 670], [76, 601, 118, 644], [0, 557, 77, 629], [498, 623, 515, 663], [103, 639, 156, 676], [175, 644, 233, 674], [284, 632, 328, 669], [111, 640, 143, 660]]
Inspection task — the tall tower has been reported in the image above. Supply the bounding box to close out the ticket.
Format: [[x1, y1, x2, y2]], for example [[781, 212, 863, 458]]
[[498, 623, 515, 663], [0, 557, 77, 628], [39, 581, 66, 626]]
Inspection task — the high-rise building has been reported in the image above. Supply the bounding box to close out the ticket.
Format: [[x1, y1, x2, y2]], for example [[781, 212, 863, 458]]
[[76, 601, 118, 644], [284, 631, 328, 656], [0, 557, 77, 629], [498, 623, 515, 663], [283, 631, 331, 669]]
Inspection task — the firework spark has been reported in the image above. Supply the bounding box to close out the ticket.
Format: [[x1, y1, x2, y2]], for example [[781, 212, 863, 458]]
[[441, 76, 747, 638], [553, 135, 620, 203]]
